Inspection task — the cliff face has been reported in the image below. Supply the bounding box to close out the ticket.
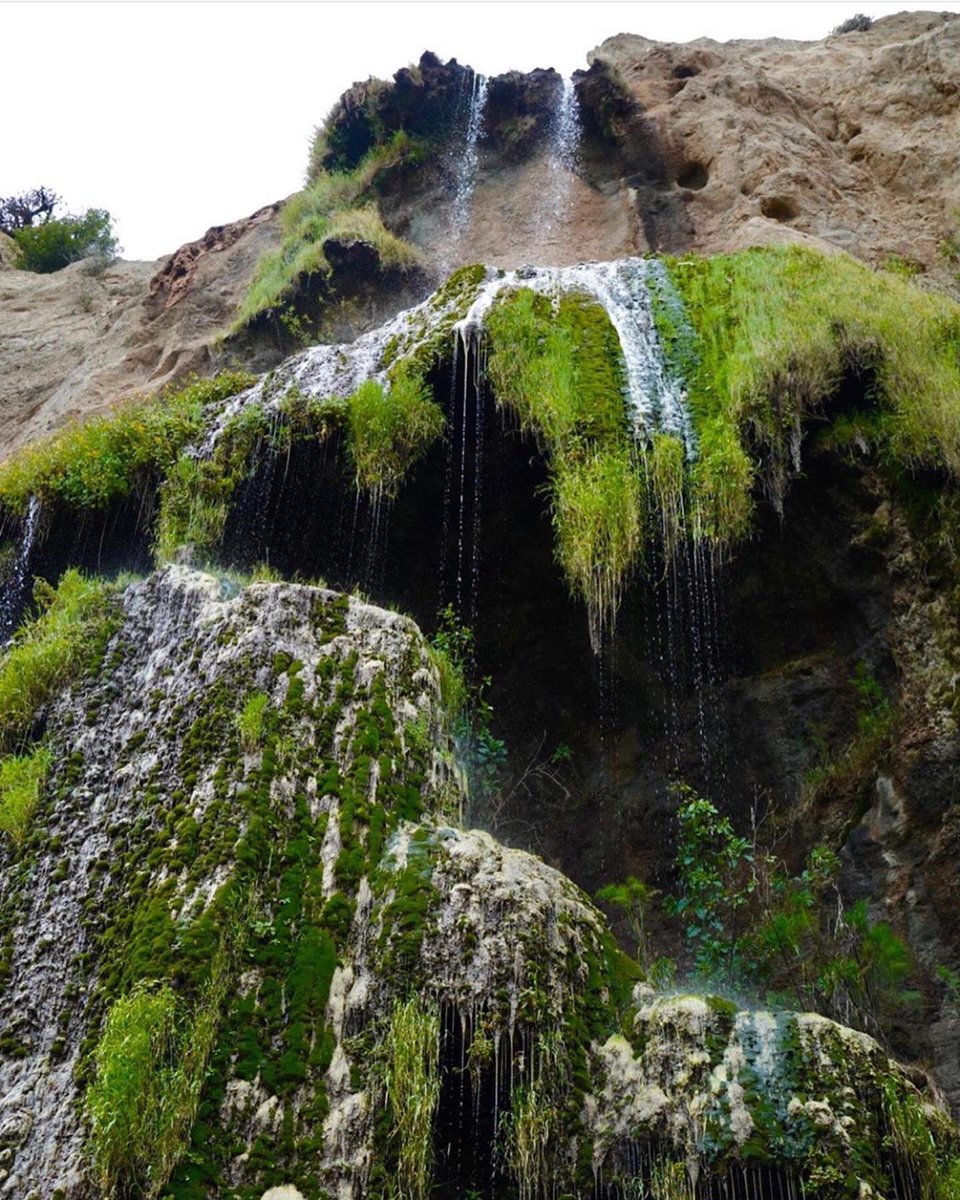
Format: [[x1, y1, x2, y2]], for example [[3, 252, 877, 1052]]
[[3, 11, 959, 460], [2, 13, 960, 1199]]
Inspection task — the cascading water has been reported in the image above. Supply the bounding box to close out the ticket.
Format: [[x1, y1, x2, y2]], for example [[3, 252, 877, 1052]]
[[453, 259, 694, 452], [538, 76, 581, 234], [450, 71, 489, 247], [0, 494, 41, 641]]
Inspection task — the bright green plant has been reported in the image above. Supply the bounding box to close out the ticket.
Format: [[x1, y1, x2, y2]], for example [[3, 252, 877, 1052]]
[[0, 372, 254, 517], [486, 287, 641, 647], [381, 996, 440, 1200], [236, 692, 270, 751], [87, 932, 235, 1197], [667, 785, 756, 977], [596, 875, 658, 967], [0, 744, 52, 843], [346, 368, 445, 498], [233, 133, 422, 333], [11, 207, 118, 273], [0, 570, 114, 749], [659, 246, 960, 539]]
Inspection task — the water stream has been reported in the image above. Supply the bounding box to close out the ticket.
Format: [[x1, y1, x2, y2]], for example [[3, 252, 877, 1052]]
[[0, 494, 41, 641]]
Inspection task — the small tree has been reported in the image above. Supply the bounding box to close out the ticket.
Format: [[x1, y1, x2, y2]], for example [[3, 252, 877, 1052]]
[[12, 207, 119, 274], [2, 188, 120, 274], [0, 186, 60, 232]]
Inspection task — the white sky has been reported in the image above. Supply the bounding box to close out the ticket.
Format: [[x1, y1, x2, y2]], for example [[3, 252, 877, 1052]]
[[4, 1, 955, 261]]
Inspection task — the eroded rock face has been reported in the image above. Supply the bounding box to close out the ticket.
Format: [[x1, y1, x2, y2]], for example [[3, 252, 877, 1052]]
[[589, 11, 960, 279]]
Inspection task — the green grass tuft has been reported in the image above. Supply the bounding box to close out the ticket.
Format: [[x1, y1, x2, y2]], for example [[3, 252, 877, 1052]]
[[236, 692, 270, 752], [233, 134, 422, 333], [0, 372, 254, 517], [0, 570, 115, 750], [346, 368, 445, 499], [0, 744, 52, 843], [381, 995, 440, 1200]]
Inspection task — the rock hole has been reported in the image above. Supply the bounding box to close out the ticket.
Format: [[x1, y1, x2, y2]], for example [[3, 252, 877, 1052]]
[[760, 196, 799, 221], [677, 161, 709, 190], [672, 64, 700, 79]]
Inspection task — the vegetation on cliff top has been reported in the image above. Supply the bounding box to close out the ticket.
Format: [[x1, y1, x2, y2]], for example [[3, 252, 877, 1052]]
[[232, 132, 423, 335], [656, 245, 960, 542]]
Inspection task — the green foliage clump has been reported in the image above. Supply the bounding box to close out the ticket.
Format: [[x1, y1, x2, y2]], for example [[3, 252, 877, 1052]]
[[486, 288, 640, 646], [0, 744, 52, 843], [659, 246, 960, 539], [236, 692, 270, 751], [503, 1030, 567, 1200], [802, 661, 895, 809], [429, 605, 506, 808], [381, 995, 440, 1200], [234, 133, 422, 333], [0, 372, 254, 517], [665, 785, 919, 1040], [87, 950, 231, 1199], [596, 875, 658, 967], [346, 369, 445, 498], [10, 207, 118, 273], [0, 570, 114, 749]]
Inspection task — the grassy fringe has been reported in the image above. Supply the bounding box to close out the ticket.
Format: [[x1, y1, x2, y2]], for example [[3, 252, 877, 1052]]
[[658, 246, 960, 541], [0, 570, 115, 749], [485, 288, 640, 648], [86, 932, 236, 1199], [0, 743, 52, 843], [347, 368, 445, 499], [382, 995, 441, 1200], [233, 133, 422, 333], [0, 373, 254, 517]]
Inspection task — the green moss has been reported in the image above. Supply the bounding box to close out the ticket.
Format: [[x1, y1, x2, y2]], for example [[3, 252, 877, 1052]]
[[486, 287, 640, 646], [658, 246, 960, 540], [0, 372, 254, 517]]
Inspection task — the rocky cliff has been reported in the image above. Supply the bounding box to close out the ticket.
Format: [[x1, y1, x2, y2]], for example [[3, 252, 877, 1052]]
[[1, 10, 960, 1200]]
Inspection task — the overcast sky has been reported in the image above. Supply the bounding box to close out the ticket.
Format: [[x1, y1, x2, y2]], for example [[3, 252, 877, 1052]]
[[4, 1, 955, 261]]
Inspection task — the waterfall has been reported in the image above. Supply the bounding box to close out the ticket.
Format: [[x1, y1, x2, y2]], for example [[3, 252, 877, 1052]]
[[0, 494, 41, 641], [453, 259, 694, 452], [538, 76, 581, 233], [450, 71, 489, 244]]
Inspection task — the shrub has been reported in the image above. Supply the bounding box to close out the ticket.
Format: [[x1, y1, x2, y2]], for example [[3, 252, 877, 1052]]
[[380, 996, 440, 1200], [11, 207, 119, 273], [833, 13, 873, 33], [0, 745, 52, 843]]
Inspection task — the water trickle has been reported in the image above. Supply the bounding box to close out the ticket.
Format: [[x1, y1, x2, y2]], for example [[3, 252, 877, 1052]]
[[539, 76, 581, 233], [0, 494, 41, 641], [450, 71, 489, 245]]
